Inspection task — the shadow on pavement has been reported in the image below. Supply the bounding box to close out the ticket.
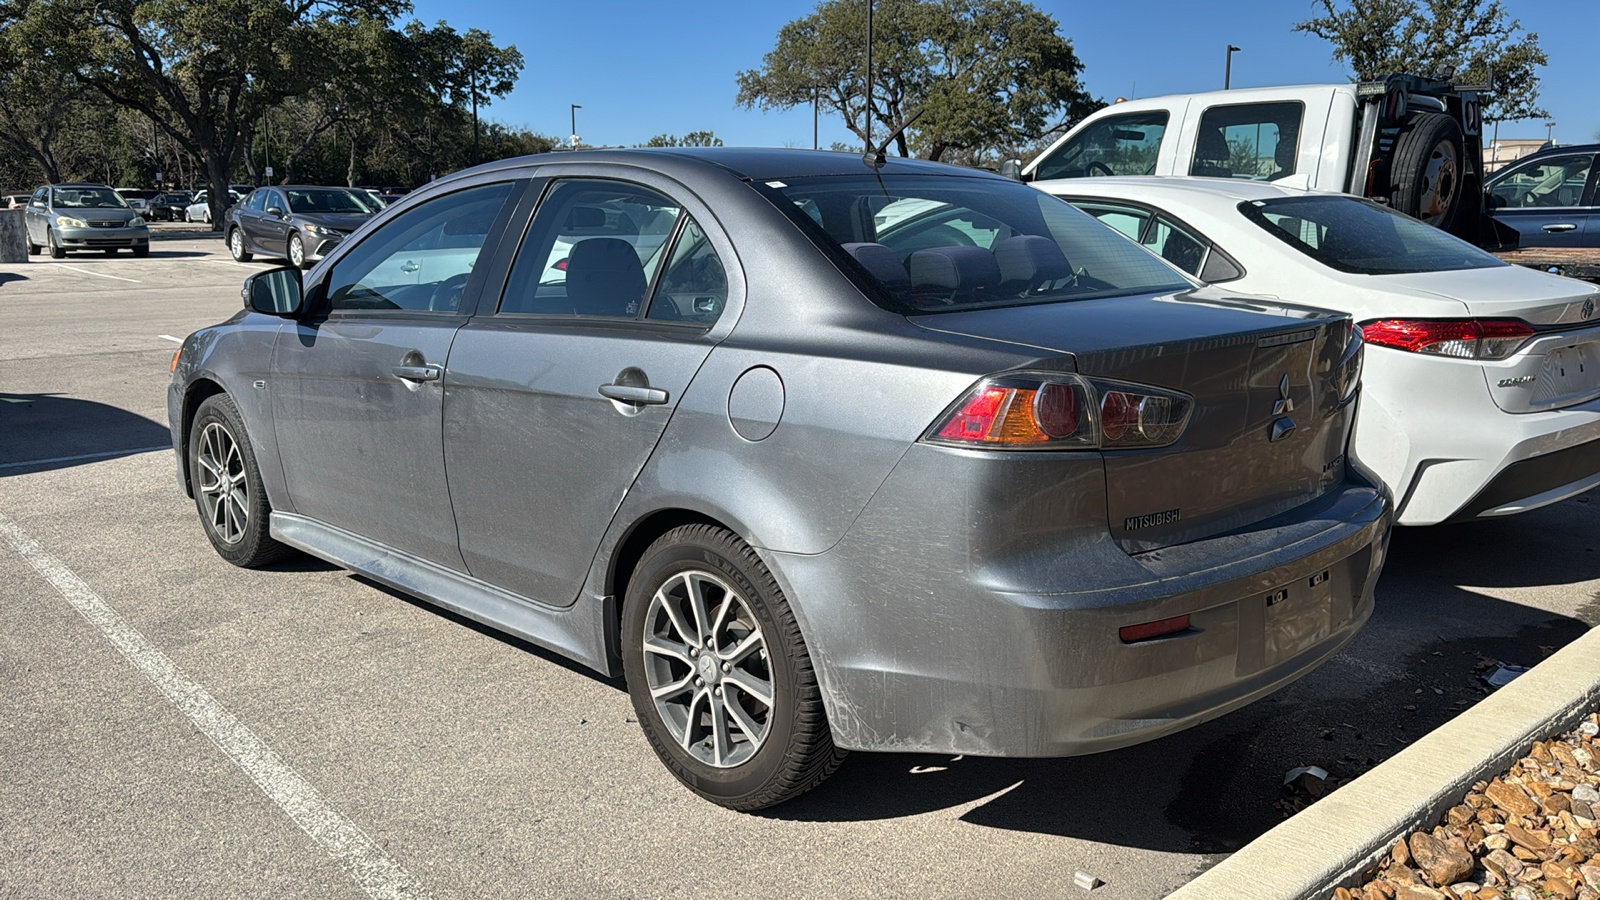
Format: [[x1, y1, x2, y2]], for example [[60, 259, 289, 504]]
[[0, 393, 171, 474], [0, 272, 28, 286]]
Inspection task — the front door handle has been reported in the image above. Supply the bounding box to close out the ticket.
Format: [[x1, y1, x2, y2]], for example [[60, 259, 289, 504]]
[[1542, 223, 1579, 233], [599, 383, 669, 405], [392, 364, 442, 382]]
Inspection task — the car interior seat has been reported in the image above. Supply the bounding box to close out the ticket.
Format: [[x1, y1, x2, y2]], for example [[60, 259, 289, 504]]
[[908, 246, 1001, 306], [1192, 129, 1233, 179], [563, 237, 646, 318], [993, 235, 1073, 294]]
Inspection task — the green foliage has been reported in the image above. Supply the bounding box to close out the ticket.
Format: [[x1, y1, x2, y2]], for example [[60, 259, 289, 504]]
[[1294, 0, 1549, 123], [639, 131, 724, 148], [736, 0, 1097, 163]]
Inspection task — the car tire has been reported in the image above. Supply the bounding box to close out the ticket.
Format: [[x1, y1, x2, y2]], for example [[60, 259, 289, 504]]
[[188, 394, 292, 568], [1388, 112, 1466, 233], [621, 524, 845, 810], [26, 234, 39, 255], [47, 229, 64, 259], [228, 228, 252, 262], [287, 233, 307, 269]]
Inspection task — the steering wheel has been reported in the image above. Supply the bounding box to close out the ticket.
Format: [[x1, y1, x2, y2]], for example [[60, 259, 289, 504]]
[[429, 273, 470, 312], [1086, 161, 1115, 177]]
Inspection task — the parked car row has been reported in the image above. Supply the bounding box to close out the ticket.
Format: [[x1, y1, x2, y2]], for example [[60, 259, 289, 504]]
[[164, 146, 1598, 813]]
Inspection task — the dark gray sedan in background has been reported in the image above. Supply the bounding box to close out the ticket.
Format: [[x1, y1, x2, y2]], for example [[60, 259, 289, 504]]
[[224, 185, 379, 269], [170, 148, 1388, 809]]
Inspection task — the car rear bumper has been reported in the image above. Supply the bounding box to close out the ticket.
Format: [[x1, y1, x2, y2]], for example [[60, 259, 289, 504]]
[[1353, 347, 1600, 524], [768, 444, 1391, 757]]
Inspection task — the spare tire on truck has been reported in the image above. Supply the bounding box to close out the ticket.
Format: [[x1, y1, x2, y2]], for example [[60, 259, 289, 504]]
[[1387, 112, 1467, 234]]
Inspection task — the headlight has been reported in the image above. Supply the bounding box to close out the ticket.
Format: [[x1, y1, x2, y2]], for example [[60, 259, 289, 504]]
[[55, 215, 87, 228], [304, 223, 338, 236], [128, 216, 145, 227]]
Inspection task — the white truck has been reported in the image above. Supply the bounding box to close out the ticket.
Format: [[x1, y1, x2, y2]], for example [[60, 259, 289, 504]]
[[1014, 73, 1513, 247]]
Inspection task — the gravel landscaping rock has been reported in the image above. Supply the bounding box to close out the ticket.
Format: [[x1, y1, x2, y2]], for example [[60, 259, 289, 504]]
[[1340, 712, 1600, 900]]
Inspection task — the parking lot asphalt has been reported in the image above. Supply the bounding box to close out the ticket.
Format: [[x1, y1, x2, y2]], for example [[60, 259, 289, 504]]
[[3, 229, 1598, 899]]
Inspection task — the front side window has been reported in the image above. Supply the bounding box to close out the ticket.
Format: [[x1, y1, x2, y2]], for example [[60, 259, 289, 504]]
[[766, 174, 1192, 313], [325, 181, 514, 313], [246, 190, 268, 212], [1489, 155, 1594, 209], [500, 180, 685, 319], [1239, 195, 1507, 275], [1190, 102, 1304, 182], [1032, 111, 1169, 180]]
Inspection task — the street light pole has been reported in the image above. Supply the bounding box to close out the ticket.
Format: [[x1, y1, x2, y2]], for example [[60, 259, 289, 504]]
[[1546, 121, 1557, 144], [1225, 45, 1241, 90], [570, 104, 582, 150]]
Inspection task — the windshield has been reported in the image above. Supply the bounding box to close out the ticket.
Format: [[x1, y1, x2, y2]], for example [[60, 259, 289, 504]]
[[53, 187, 128, 209], [285, 188, 377, 214], [1238, 196, 1507, 276], [764, 174, 1192, 314]]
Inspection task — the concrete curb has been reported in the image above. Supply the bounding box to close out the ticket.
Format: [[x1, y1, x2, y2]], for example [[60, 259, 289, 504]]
[[1167, 623, 1600, 900]]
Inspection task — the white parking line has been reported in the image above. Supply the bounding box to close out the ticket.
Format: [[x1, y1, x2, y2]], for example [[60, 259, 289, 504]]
[[0, 511, 432, 900], [0, 446, 173, 471], [47, 264, 142, 283], [158, 334, 184, 343]]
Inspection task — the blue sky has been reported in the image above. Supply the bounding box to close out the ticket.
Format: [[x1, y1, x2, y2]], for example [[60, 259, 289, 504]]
[[410, 0, 1597, 152]]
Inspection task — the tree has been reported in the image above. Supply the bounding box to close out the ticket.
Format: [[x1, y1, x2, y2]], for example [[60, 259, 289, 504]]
[[2, 0, 409, 225], [639, 131, 724, 148], [737, 0, 1097, 163], [1294, 0, 1549, 123], [414, 23, 523, 166]]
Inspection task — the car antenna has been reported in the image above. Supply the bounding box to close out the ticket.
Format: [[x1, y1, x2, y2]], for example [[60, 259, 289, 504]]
[[863, 110, 924, 169], [858, 2, 922, 169]]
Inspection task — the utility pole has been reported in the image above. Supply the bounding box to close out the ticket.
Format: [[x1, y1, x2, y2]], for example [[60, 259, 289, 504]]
[[570, 104, 582, 149], [1225, 45, 1241, 90], [813, 86, 819, 151]]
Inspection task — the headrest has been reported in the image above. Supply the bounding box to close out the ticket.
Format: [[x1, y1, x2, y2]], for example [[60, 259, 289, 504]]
[[1196, 129, 1229, 160], [564, 237, 646, 317], [909, 246, 1001, 293], [842, 242, 911, 292], [1275, 138, 1297, 170], [993, 235, 1072, 285], [567, 206, 605, 228]]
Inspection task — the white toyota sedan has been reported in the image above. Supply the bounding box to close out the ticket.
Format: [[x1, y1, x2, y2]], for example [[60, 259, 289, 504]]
[[1034, 176, 1600, 526]]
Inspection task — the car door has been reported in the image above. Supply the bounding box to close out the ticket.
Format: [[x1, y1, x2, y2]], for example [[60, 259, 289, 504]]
[[270, 178, 523, 569], [1488, 153, 1596, 248], [25, 188, 46, 243], [443, 175, 735, 606], [236, 190, 268, 246], [258, 188, 293, 252]]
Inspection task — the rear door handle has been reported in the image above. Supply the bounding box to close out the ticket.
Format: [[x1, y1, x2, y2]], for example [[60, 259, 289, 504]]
[[599, 383, 669, 405], [1542, 223, 1579, 233], [392, 364, 442, 382], [400, 260, 420, 273]]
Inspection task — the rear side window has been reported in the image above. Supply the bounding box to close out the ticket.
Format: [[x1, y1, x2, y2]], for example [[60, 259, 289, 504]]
[[1239, 196, 1506, 275], [1190, 102, 1304, 182], [1033, 111, 1169, 180]]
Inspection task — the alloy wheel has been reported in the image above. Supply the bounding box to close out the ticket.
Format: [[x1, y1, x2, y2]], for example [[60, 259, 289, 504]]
[[641, 570, 774, 768], [196, 421, 249, 544]]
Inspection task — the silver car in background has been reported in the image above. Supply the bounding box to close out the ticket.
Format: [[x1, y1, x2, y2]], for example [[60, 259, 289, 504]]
[[170, 149, 1388, 809], [24, 183, 150, 257]]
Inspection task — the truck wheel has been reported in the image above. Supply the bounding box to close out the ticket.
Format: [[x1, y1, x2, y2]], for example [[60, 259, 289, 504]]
[[1389, 112, 1466, 232]]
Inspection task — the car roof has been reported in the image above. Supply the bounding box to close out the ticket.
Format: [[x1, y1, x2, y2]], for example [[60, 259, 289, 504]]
[[438, 147, 1011, 186], [1034, 175, 1322, 205], [50, 182, 115, 189]]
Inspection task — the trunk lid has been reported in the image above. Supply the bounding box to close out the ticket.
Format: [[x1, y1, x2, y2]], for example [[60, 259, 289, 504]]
[[913, 290, 1361, 551], [1376, 266, 1600, 325]]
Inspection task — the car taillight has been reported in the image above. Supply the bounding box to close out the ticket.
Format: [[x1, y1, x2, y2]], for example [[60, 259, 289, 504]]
[[925, 374, 1192, 451], [1358, 318, 1535, 360]]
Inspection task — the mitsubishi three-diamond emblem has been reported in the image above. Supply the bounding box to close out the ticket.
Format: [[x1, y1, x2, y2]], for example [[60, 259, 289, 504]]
[[1273, 374, 1295, 416], [1583, 297, 1595, 321]]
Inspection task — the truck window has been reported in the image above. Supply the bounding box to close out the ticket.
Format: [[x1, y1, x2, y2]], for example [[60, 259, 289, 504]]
[[1190, 102, 1304, 182], [1033, 111, 1168, 180]]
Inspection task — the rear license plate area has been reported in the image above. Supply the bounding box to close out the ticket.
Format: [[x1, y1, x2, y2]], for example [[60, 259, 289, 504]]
[[1236, 565, 1350, 676], [1535, 342, 1600, 405]]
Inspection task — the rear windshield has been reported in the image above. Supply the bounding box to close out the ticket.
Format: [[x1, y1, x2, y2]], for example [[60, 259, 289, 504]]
[[763, 174, 1191, 314], [1238, 196, 1507, 275]]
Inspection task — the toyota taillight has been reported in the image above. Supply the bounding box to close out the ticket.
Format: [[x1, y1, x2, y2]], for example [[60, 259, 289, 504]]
[[1359, 318, 1535, 360], [925, 374, 1192, 451]]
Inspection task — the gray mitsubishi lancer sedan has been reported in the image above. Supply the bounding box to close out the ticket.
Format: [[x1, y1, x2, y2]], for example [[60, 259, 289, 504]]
[[169, 148, 1389, 810]]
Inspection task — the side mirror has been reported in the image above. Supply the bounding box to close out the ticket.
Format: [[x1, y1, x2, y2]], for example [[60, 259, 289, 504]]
[[243, 267, 304, 317], [998, 157, 1024, 181], [266, 206, 285, 217]]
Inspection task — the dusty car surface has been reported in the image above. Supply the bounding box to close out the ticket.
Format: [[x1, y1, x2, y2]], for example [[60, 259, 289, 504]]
[[1038, 176, 1600, 526], [170, 148, 1388, 809]]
